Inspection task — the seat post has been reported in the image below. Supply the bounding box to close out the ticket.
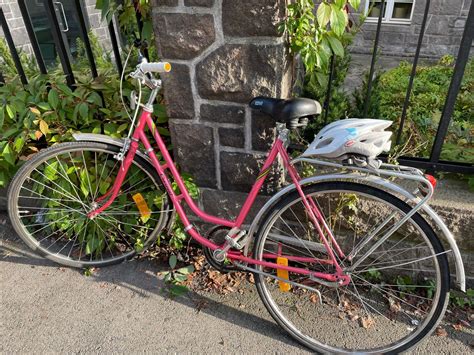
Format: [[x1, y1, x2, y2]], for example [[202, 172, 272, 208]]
[[276, 122, 290, 147]]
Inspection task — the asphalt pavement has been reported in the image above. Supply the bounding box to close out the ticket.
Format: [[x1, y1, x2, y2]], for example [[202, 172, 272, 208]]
[[1, 213, 472, 354]]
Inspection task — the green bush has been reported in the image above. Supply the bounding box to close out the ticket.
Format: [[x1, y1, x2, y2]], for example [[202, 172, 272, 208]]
[[0, 35, 169, 187], [353, 56, 474, 164]]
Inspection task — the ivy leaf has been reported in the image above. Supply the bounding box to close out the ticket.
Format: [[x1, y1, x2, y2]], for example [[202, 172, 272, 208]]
[[316, 2, 332, 28], [330, 4, 348, 37], [48, 89, 59, 110], [349, 0, 361, 10], [327, 36, 345, 57]]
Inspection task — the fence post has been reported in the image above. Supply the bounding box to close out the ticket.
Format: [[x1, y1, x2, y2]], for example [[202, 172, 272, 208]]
[[42, 0, 75, 87], [429, 0, 474, 169], [134, 0, 149, 60], [323, 55, 336, 124], [0, 7, 28, 85], [108, 19, 123, 74], [18, 0, 47, 75], [396, 0, 430, 145], [363, 0, 385, 117], [73, 0, 98, 79]]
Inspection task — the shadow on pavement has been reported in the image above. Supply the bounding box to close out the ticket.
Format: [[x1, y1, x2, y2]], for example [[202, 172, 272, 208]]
[[0, 226, 302, 349]]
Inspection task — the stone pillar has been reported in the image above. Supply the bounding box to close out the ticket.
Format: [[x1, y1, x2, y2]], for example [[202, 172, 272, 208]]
[[152, 0, 291, 221]]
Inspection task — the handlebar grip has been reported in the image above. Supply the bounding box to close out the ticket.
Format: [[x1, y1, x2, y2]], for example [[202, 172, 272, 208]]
[[139, 62, 172, 74]]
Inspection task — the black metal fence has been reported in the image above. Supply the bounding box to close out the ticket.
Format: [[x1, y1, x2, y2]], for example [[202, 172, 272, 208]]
[[322, 0, 474, 175], [1, 0, 473, 175], [0, 0, 124, 87]]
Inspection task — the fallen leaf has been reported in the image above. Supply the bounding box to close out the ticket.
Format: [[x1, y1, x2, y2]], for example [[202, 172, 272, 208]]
[[435, 327, 448, 337], [452, 323, 463, 331], [389, 298, 402, 313], [309, 294, 319, 304], [360, 316, 375, 329]]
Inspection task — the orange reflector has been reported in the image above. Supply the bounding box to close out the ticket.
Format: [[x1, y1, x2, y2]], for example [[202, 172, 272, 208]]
[[276, 257, 291, 292], [132, 193, 151, 222], [163, 62, 171, 72], [425, 174, 437, 189]]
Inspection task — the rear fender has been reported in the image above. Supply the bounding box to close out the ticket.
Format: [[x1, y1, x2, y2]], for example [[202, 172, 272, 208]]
[[247, 174, 466, 292]]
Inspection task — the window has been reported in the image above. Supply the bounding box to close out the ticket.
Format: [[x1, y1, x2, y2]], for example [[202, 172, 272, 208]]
[[24, 0, 88, 66], [365, 0, 415, 24]]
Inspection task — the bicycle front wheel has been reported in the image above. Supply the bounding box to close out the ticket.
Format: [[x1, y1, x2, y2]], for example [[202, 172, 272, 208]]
[[253, 182, 449, 354], [8, 141, 172, 268]]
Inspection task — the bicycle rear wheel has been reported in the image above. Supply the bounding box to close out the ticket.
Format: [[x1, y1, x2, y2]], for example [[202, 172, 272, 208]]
[[253, 182, 449, 354], [8, 141, 171, 268]]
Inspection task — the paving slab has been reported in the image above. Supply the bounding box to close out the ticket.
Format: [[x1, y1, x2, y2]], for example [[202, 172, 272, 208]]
[[1, 213, 472, 354]]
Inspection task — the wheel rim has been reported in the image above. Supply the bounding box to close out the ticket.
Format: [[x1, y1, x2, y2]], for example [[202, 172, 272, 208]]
[[10, 145, 169, 266], [255, 186, 447, 353]]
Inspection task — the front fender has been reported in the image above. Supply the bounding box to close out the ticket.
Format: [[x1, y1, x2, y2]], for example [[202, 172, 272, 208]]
[[73, 133, 152, 164], [247, 174, 466, 292]]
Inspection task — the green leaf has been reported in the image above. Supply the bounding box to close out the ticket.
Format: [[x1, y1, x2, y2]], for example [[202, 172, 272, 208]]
[[349, 0, 361, 10], [141, 20, 153, 42], [104, 123, 118, 135], [6, 105, 15, 119], [37, 102, 51, 111], [48, 89, 59, 110], [0, 108, 4, 128], [169, 254, 177, 269], [78, 102, 89, 119], [44, 161, 58, 180], [316, 2, 332, 28], [327, 36, 345, 57], [169, 284, 188, 297], [2, 144, 15, 165], [330, 4, 348, 37], [117, 123, 129, 133], [177, 265, 195, 275], [85, 237, 99, 255], [13, 136, 25, 153]]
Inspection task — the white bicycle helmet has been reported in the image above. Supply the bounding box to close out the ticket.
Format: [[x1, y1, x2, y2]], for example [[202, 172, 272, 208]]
[[302, 118, 393, 159]]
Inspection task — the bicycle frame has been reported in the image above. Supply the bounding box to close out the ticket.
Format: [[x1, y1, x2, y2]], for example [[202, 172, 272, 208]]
[[87, 104, 350, 285]]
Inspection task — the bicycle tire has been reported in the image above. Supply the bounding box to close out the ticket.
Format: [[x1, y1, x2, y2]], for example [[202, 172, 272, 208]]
[[8, 141, 172, 268], [253, 181, 449, 354]]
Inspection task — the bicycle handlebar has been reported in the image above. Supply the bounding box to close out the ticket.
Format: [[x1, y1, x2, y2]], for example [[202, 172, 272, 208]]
[[139, 61, 171, 74]]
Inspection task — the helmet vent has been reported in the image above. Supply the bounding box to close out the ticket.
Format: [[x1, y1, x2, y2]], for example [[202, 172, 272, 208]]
[[316, 138, 333, 148]]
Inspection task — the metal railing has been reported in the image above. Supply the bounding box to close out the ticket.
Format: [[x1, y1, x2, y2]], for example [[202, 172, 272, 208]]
[[322, 0, 473, 174], [0, 0, 473, 174], [0, 0, 125, 87]]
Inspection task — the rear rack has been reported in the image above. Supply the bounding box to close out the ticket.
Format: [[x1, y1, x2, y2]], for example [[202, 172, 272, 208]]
[[291, 156, 435, 209]]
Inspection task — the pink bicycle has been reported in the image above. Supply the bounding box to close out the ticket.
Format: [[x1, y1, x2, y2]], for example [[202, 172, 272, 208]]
[[8, 55, 465, 353]]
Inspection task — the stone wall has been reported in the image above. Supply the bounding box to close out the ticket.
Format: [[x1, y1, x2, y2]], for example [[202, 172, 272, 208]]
[[0, 0, 116, 55], [351, 0, 473, 59], [152, 0, 292, 223]]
